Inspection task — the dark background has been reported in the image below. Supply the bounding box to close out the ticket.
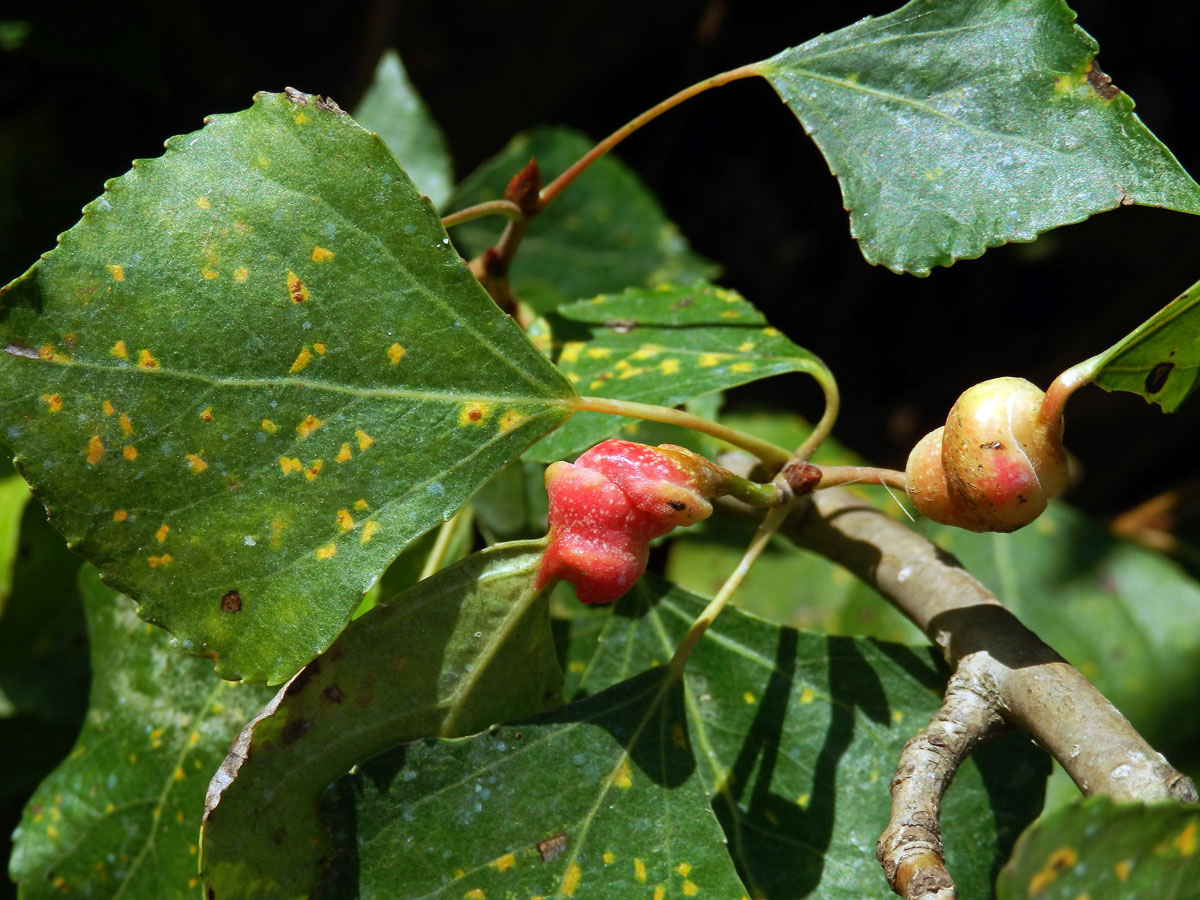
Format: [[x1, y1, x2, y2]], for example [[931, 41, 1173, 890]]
[[3, 0, 1199, 518]]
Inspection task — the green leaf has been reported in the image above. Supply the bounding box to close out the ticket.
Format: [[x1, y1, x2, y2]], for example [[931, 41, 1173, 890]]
[[529, 282, 833, 462], [200, 540, 562, 900], [353, 49, 455, 211], [1084, 275, 1200, 411], [0, 89, 575, 683], [316, 667, 749, 900], [9, 568, 275, 900], [572, 580, 1047, 899], [472, 460, 550, 542], [996, 797, 1200, 899], [756, 0, 1200, 275], [449, 127, 718, 314], [0, 466, 29, 619]]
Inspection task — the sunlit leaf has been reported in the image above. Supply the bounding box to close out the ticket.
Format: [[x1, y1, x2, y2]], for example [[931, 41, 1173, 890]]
[[9, 568, 274, 900], [449, 127, 718, 313], [756, 0, 1200, 274], [200, 541, 561, 900], [1084, 274, 1200, 411], [997, 797, 1200, 899], [0, 467, 29, 619], [316, 667, 749, 900], [0, 89, 575, 683], [354, 49, 455, 210], [529, 282, 832, 462]]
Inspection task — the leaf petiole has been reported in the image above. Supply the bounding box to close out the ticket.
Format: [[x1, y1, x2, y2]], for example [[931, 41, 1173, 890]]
[[441, 199, 524, 229]]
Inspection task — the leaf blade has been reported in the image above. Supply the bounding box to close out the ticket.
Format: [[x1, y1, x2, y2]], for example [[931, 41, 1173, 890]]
[[0, 90, 575, 683], [759, 0, 1200, 274]]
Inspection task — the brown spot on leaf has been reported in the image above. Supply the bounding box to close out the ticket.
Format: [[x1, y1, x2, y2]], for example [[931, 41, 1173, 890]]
[[271, 829, 285, 846], [538, 832, 569, 862], [280, 720, 311, 745], [604, 319, 638, 334], [668, 296, 693, 311], [285, 660, 321, 696], [1145, 361, 1174, 394], [323, 684, 345, 703], [220, 590, 242, 613], [1086, 60, 1119, 100]]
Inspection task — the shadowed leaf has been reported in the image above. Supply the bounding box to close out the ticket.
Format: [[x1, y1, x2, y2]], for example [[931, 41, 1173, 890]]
[[354, 49, 455, 210], [449, 127, 717, 314], [200, 541, 561, 900], [0, 90, 575, 683], [757, 0, 1200, 274], [8, 568, 274, 900]]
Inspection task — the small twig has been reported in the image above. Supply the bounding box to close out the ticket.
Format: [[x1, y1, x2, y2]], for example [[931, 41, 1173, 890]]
[[876, 654, 1006, 900], [441, 199, 524, 230]]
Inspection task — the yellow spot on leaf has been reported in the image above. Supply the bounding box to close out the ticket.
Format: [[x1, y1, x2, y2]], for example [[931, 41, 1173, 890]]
[[499, 410, 526, 432], [305, 460, 324, 482], [730, 362, 753, 373], [47, 826, 59, 840], [137, 349, 159, 369], [360, 520, 380, 545], [123, 445, 138, 461], [561, 861, 581, 897], [86, 435, 104, 465], [313, 342, 326, 355], [602, 852, 615, 865], [41, 393, 63, 413], [279, 457, 302, 475], [187, 454, 208, 473], [892, 710, 905, 724], [113, 510, 128, 523], [653, 885, 665, 900], [618, 367, 645, 380], [196, 196, 211, 210], [632, 344, 663, 360], [234, 266, 249, 282], [634, 859, 647, 884], [110, 340, 128, 359], [316, 543, 337, 560], [290, 347, 313, 373], [311, 246, 334, 262], [586, 347, 611, 359], [119, 413, 133, 436], [489, 853, 516, 872], [566, 372, 580, 383], [588, 380, 605, 390], [200, 407, 213, 422], [682, 880, 698, 896], [453, 869, 465, 880], [567, 660, 586, 674], [336, 509, 355, 532], [560, 342, 584, 364], [188, 730, 200, 746], [1029, 847, 1077, 894], [262, 419, 278, 433], [699, 354, 722, 367], [743, 691, 756, 704], [721, 309, 740, 319], [388, 343, 406, 364], [459, 403, 491, 426], [102, 400, 115, 416], [676, 863, 692, 877], [738, 342, 755, 352], [286, 271, 309, 303], [108, 264, 125, 281], [356, 429, 374, 451], [659, 359, 680, 376], [202, 268, 220, 280], [336, 443, 353, 463], [1175, 821, 1197, 856], [354, 498, 369, 510], [614, 758, 633, 789], [294, 112, 310, 125], [797, 793, 810, 808], [147, 554, 173, 568], [799, 687, 815, 704], [1114, 860, 1131, 882], [296, 415, 322, 438], [762, 327, 780, 337], [38, 344, 68, 362], [155, 524, 169, 542]]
